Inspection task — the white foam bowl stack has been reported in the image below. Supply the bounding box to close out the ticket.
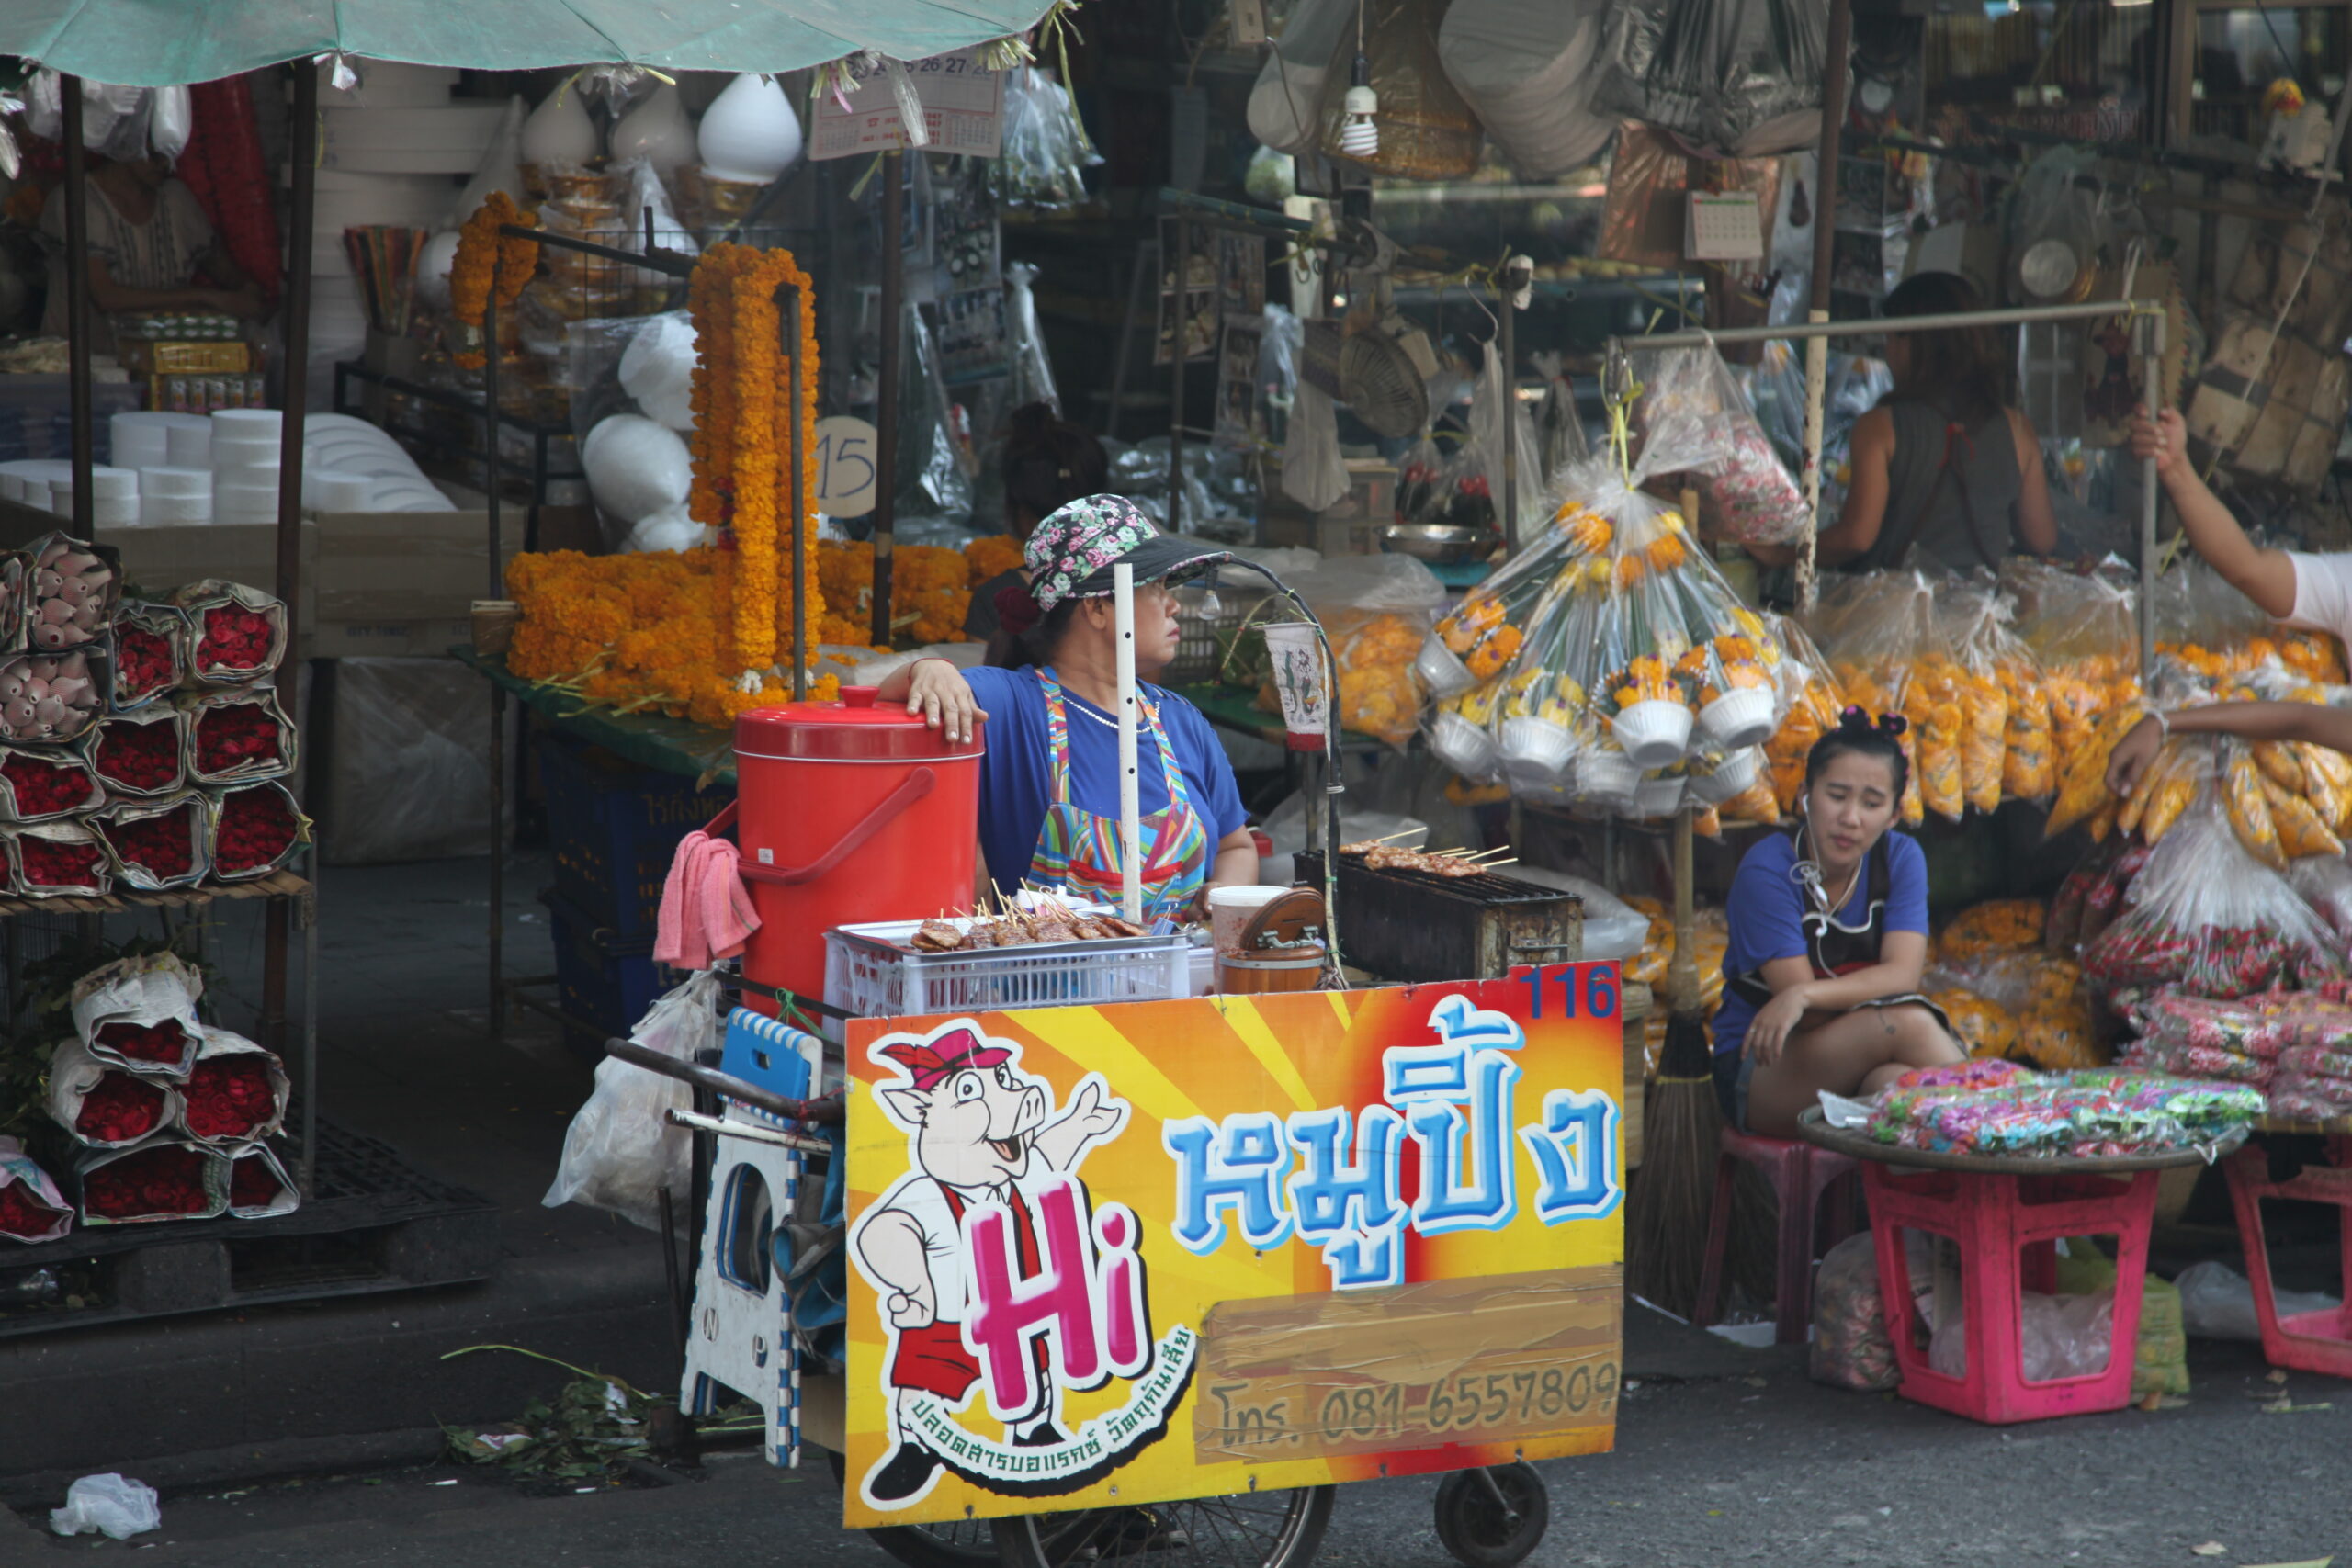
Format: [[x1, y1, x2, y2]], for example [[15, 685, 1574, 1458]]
[[85, 466, 138, 501], [111, 412, 173, 469], [307, 470, 377, 511], [141, 494, 213, 526], [139, 466, 212, 499], [91, 499, 140, 529], [210, 437, 283, 476]]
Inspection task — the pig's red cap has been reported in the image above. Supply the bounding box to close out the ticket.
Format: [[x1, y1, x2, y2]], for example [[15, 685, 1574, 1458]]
[[879, 1028, 1012, 1089]]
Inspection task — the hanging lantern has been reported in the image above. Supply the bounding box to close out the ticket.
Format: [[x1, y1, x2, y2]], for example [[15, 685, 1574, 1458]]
[[1317, 0, 1483, 181]]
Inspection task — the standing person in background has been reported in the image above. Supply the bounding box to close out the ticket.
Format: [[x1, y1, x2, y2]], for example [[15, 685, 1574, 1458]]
[[1796, 271, 2059, 572], [964, 402, 1111, 641], [2130, 403, 2352, 645]]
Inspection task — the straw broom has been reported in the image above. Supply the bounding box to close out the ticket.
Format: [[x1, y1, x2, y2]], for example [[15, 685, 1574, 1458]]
[[1626, 803, 1718, 1318]]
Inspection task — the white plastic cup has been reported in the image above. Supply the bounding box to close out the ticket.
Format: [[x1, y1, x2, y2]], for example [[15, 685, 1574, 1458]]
[[1208, 885, 1290, 961]]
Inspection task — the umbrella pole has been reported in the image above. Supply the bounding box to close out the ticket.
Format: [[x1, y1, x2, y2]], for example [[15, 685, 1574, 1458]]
[[1796, 0, 1853, 615], [274, 60, 321, 1192], [62, 77, 92, 539], [1115, 564, 1142, 926]]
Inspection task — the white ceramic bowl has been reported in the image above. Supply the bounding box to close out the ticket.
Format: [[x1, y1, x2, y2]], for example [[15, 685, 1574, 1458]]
[[1688, 747, 1762, 806], [1430, 710, 1501, 781], [1612, 699, 1693, 770], [1499, 716, 1577, 784], [1412, 631, 1477, 699], [1698, 687, 1777, 751]]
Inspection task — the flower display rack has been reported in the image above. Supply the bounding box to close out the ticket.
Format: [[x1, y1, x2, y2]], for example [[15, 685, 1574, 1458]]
[[0, 1121, 497, 1338]]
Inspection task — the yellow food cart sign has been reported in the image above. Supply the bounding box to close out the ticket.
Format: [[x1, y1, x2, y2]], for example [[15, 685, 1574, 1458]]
[[842, 968, 1624, 1528]]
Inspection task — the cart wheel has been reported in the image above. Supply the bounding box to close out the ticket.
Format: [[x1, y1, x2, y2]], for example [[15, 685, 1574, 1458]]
[[994, 1485, 1334, 1568], [828, 1446, 1001, 1568], [1432, 1464, 1548, 1568]]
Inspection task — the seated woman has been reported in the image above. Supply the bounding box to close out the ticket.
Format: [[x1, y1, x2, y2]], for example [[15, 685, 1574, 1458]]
[[1712, 710, 1964, 1138], [877, 495, 1258, 919]]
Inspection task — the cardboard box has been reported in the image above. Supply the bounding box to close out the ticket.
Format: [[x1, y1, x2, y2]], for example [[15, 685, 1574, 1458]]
[[106, 511, 516, 659], [1258, 458, 1398, 555]]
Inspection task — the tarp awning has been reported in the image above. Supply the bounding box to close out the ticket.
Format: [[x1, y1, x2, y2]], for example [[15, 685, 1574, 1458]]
[[0, 0, 1056, 86]]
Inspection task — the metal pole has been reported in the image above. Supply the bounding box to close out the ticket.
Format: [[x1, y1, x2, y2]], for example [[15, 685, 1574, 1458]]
[[2138, 311, 2166, 676], [62, 77, 93, 537], [301, 876, 320, 1194], [1797, 0, 1852, 614], [872, 150, 902, 648], [277, 61, 317, 626], [1498, 272, 1519, 551], [785, 281, 808, 700], [1624, 297, 2159, 353], [484, 290, 504, 1039], [1169, 218, 1188, 534]]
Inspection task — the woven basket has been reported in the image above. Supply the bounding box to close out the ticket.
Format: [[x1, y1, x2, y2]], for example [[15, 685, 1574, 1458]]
[[1317, 0, 1484, 182]]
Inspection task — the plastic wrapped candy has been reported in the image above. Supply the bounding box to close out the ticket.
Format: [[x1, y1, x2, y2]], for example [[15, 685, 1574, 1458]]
[[2131, 991, 2289, 1059], [2083, 795, 2345, 999], [1867, 1066, 2267, 1158], [2273, 993, 2352, 1054]]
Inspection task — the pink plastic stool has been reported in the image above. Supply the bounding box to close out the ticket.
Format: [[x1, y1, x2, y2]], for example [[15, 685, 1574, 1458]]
[[1694, 1129, 1860, 1344], [1865, 1163, 2158, 1424], [2223, 1135, 2352, 1379]]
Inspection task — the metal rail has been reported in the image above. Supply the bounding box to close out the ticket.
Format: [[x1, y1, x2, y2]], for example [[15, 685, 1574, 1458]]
[[1614, 296, 2162, 354]]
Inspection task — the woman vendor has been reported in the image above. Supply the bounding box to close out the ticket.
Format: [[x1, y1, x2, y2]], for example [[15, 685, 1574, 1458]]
[[1714, 710, 1966, 1137], [39, 152, 266, 355], [1779, 272, 2059, 572], [879, 495, 1257, 918]]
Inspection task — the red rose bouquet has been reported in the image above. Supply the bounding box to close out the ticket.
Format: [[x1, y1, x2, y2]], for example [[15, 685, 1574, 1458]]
[[89, 1020, 198, 1075], [96, 795, 207, 889], [185, 690, 292, 784], [10, 822, 109, 897], [227, 1145, 297, 1216], [89, 710, 187, 796], [50, 1036, 185, 1143], [180, 1035, 286, 1144], [73, 1072, 168, 1145], [111, 603, 190, 710], [78, 1139, 224, 1224], [0, 746, 100, 821], [0, 1140, 72, 1242], [171, 581, 285, 686], [209, 781, 305, 879]]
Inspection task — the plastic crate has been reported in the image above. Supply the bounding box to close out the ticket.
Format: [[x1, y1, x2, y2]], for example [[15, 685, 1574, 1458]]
[[544, 886, 665, 1041], [537, 732, 729, 942], [825, 918, 1189, 1023]]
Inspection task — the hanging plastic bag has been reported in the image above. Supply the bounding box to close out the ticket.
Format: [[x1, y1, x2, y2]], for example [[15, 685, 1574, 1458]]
[[1005, 262, 1061, 416], [994, 67, 1102, 212], [1467, 339, 1546, 541], [1281, 379, 1349, 513], [1760, 612, 1844, 815], [2083, 793, 2344, 999], [1592, 0, 1829, 158], [1530, 351, 1591, 482], [1631, 344, 1808, 547], [619, 158, 699, 284], [1248, 0, 1356, 156], [1262, 556, 1446, 748], [543, 969, 724, 1231]]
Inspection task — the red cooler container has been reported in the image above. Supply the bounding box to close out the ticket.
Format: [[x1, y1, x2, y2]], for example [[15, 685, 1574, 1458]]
[[733, 686, 983, 1007]]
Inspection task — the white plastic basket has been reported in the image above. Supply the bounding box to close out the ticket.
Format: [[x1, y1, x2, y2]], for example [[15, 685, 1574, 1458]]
[[1612, 700, 1693, 769], [1430, 710, 1501, 781], [1698, 687, 1776, 751], [1689, 747, 1762, 806], [824, 918, 1189, 1026]]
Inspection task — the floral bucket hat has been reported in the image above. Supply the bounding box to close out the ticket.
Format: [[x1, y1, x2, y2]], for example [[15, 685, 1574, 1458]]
[[1023, 495, 1233, 612]]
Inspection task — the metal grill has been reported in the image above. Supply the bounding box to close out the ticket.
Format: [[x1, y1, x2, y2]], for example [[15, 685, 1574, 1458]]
[[1304, 852, 1585, 985]]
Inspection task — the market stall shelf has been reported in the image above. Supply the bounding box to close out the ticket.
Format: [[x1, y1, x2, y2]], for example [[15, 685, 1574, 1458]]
[[0, 1121, 495, 1339], [0, 866, 305, 919]]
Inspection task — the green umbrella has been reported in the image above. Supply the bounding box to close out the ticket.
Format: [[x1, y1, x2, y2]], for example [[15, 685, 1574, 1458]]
[[0, 0, 1056, 85]]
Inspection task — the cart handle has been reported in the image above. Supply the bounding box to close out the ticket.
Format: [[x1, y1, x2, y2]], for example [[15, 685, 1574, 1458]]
[[605, 1037, 846, 1126], [700, 769, 936, 888]]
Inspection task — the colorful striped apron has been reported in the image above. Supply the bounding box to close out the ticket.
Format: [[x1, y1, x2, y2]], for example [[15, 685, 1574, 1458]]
[[1023, 669, 1210, 920]]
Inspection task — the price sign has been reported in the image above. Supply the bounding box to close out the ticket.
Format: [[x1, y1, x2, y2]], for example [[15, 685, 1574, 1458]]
[[813, 415, 879, 518]]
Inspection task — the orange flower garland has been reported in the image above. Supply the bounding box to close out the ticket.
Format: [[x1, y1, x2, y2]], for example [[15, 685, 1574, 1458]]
[[449, 192, 539, 369], [688, 243, 823, 688]]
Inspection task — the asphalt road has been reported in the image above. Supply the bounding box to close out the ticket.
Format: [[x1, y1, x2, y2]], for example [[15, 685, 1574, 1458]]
[[9, 1336, 2346, 1568]]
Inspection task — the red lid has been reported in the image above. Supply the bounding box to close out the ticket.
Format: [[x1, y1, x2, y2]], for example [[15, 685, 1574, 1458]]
[[734, 685, 986, 762]]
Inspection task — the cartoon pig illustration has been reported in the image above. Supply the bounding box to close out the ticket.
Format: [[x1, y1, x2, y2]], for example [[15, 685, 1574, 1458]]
[[854, 1022, 1126, 1506]]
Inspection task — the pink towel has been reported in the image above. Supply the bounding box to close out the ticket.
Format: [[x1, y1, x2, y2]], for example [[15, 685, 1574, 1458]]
[[655, 830, 761, 969]]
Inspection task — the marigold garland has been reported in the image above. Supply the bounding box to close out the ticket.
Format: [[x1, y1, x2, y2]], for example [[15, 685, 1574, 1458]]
[[688, 243, 823, 687], [450, 192, 540, 368]]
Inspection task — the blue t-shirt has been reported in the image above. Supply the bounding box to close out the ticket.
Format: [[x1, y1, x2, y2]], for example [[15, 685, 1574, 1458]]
[[1710, 829, 1930, 1060], [965, 665, 1249, 897]]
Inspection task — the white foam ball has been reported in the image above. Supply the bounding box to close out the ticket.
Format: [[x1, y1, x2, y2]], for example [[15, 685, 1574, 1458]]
[[618, 315, 699, 432], [582, 414, 692, 524], [624, 504, 710, 554], [415, 231, 461, 311]]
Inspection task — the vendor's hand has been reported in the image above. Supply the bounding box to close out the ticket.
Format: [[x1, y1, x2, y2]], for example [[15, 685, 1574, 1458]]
[[2105, 714, 2165, 798], [1744, 984, 1813, 1071], [904, 658, 986, 744], [2130, 405, 2186, 481]]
